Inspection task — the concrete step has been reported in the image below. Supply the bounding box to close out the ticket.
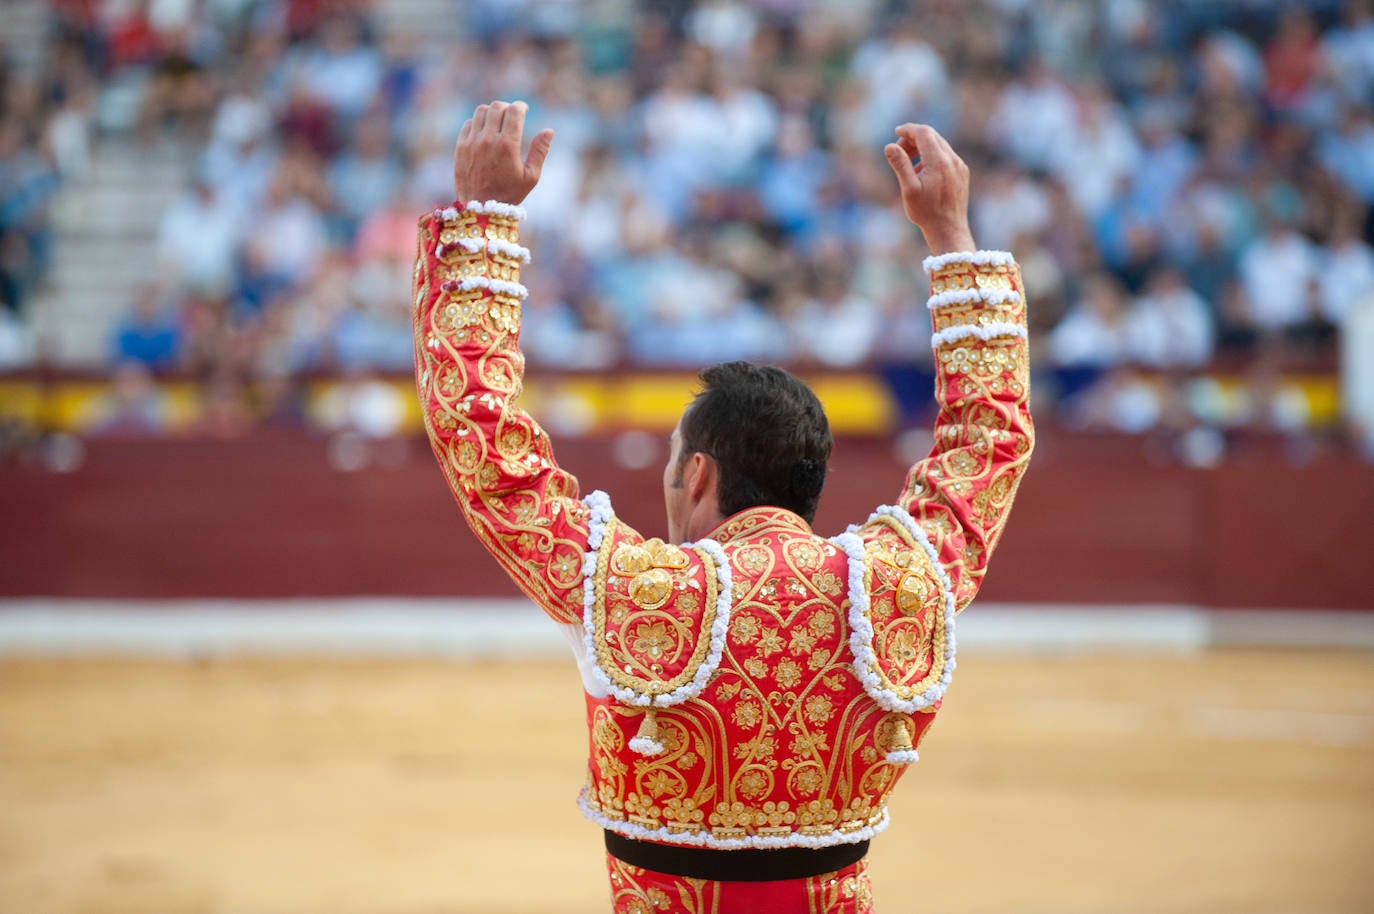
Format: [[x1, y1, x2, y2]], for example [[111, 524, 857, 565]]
[[52, 246, 158, 273], [375, 0, 462, 37], [54, 186, 185, 220], [0, 1, 52, 78], [37, 137, 196, 366]]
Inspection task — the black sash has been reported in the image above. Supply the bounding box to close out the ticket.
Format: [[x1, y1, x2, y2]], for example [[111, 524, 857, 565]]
[[604, 830, 869, 883]]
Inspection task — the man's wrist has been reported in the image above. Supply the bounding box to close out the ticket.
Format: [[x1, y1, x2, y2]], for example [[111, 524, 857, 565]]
[[922, 226, 977, 256]]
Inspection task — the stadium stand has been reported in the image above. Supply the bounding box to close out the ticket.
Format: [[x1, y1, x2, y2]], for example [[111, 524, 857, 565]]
[[0, 0, 1371, 459]]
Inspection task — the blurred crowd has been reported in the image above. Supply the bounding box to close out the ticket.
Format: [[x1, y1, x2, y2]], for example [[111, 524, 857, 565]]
[[3, 0, 1374, 448]]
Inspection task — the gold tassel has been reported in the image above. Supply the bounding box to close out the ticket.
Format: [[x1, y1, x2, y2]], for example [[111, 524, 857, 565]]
[[888, 719, 914, 754], [884, 717, 918, 765], [630, 709, 664, 756]]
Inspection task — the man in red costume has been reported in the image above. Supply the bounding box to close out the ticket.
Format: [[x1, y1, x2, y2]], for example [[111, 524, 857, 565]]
[[414, 100, 1033, 913]]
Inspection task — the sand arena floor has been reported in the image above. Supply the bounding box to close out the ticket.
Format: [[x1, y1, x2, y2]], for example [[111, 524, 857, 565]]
[[1, 649, 1371, 914]]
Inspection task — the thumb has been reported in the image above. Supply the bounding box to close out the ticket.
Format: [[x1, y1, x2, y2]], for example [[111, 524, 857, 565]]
[[884, 143, 919, 193], [523, 128, 554, 184]]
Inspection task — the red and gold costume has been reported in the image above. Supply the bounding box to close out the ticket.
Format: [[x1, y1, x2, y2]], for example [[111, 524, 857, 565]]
[[413, 201, 1033, 913]]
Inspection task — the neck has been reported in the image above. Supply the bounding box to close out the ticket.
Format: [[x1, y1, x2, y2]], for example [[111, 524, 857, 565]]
[[682, 502, 725, 543]]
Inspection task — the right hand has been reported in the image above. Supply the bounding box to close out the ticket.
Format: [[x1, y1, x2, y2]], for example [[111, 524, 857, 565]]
[[883, 124, 976, 255], [453, 100, 554, 205]]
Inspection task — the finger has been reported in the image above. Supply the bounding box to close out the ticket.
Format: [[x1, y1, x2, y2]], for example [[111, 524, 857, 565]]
[[489, 100, 509, 135], [503, 100, 528, 140], [472, 104, 489, 133], [896, 124, 952, 165], [523, 128, 554, 182], [458, 118, 473, 144], [884, 142, 921, 192]]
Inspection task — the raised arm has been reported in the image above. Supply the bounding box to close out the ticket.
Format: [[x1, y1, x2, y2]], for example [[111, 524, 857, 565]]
[[858, 125, 1034, 611], [412, 101, 595, 623]]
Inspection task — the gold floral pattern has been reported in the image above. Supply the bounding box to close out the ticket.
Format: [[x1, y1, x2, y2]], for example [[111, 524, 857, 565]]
[[774, 658, 803, 689], [732, 701, 762, 729]]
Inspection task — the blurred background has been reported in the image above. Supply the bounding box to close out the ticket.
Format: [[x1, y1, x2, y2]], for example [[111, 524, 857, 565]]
[[0, 0, 1371, 912]]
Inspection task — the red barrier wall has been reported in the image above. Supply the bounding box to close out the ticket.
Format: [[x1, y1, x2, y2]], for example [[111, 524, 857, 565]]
[[1, 432, 1370, 608]]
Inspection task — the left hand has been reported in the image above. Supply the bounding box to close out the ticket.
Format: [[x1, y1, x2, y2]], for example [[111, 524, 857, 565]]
[[453, 100, 554, 205]]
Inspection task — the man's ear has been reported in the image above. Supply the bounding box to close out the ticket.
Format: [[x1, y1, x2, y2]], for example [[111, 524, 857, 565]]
[[686, 452, 716, 502]]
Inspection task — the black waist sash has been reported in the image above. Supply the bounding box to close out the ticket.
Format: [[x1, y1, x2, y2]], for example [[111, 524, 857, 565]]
[[604, 830, 870, 883]]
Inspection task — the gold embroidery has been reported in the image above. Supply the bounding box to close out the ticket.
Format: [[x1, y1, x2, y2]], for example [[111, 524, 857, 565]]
[[894, 572, 929, 613], [757, 627, 784, 657], [785, 540, 824, 571], [789, 627, 817, 654], [629, 569, 674, 610], [788, 762, 824, 796], [589, 531, 722, 698], [631, 621, 675, 659], [811, 571, 844, 597], [856, 513, 950, 698], [731, 701, 762, 729], [729, 615, 759, 644], [775, 659, 803, 689], [733, 544, 772, 574], [803, 694, 834, 726]]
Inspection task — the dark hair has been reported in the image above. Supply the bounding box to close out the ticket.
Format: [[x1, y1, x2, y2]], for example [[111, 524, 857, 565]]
[[677, 362, 832, 523]]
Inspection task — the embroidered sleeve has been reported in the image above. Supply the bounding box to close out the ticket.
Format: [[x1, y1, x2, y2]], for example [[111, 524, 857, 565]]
[[412, 201, 596, 623], [858, 251, 1034, 612]]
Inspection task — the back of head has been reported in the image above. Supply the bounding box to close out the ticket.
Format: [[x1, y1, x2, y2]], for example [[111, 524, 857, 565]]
[[680, 362, 832, 523]]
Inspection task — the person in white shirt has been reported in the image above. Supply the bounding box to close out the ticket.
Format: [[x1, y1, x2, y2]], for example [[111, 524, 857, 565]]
[[1238, 217, 1318, 332], [1126, 267, 1215, 370], [1049, 272, 1131, 370], [1320, 214, 1374, 326]]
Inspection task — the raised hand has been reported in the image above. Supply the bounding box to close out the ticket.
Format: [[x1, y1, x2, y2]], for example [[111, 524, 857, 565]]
[[453, 100, 554, 205], [883, 123, 976, 255]]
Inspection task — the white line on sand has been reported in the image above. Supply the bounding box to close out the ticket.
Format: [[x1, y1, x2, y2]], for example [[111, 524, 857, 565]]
[[1, 600, 1371, 657]]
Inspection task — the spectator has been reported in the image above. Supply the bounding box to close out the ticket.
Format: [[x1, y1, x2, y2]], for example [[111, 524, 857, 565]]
[[111, 284, 182, 370], [988, 57, 1077, 173], [156, 177, 241, 296], [1263, 7, 1322, 113], [1127, 105, 1196, 229], [91, 362, 170, 435], [1317, 105, 1374, 205], [1321, 0, 1374, 106], [0, 306, 34, 368], [1238, 214, 1319, 333], [1051, 84, 1141, 221], [329, 110, 402, 238], [1049, 272, 1132, 373], [289, 14, 383, 123], [1126, 268, 1215, 370], [758, 117, 830, 238], [972, 160, 1051, 254], [792, 266, 879, 369], [244, 171, 329, 290], [202, 78, 276, 218], [1319, 213, 1374, 326], [849, 16, 950, 146], [0, 116, 58, 314]]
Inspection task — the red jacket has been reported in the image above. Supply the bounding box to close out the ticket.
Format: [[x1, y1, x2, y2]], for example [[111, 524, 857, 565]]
[[413, 201, 1033, 853]]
